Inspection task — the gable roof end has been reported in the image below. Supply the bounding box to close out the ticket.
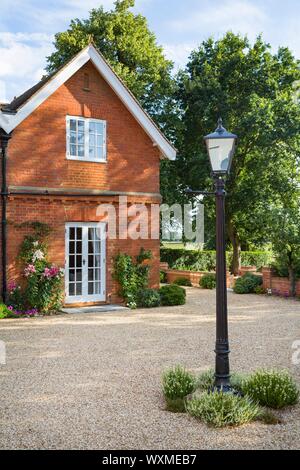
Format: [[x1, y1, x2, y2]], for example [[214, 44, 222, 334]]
[[0, 44, 176, 161]]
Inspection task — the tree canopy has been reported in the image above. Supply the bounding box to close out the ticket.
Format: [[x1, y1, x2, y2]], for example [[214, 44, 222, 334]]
[[175, 32, 300, 272], [46, 0, 174, 123]]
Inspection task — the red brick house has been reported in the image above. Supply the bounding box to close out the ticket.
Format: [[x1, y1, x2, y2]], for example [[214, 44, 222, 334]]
[[0, 44, 176, 305]]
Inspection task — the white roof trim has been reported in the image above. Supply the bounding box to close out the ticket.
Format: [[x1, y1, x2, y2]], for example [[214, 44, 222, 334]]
[[0, 44, 176, 160]]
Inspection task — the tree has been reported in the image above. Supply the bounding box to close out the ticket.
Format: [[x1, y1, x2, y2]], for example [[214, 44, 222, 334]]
[[176, 33, 300, 273], [46, 0, 174, 125], [269, 202, 300, 297]]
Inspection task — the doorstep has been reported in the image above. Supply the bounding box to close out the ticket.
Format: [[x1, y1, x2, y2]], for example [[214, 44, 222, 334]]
[[61, 305, 129, 314]]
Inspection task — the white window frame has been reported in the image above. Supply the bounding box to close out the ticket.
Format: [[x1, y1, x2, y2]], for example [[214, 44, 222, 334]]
[[66, 115, 107, 163]]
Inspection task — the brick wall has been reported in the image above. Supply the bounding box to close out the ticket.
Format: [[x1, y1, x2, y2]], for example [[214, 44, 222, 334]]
[[6, 195, 160, 305], [164, 269, 235, 288], [7, 61, 160, 192], [262, 267, 300, 296]]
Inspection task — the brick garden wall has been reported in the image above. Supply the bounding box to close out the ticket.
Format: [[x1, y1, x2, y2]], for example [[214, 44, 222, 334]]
[[262, 268, 300, 296]]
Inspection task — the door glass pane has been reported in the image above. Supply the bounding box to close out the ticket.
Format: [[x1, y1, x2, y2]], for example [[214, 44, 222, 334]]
[[69, 228, 75, 240], [76, 284, 82, 296], [76, 228, 82, 239], [88, 240, 94, 254], [88, 228, 95, 240], [88, 282, 94, 295]]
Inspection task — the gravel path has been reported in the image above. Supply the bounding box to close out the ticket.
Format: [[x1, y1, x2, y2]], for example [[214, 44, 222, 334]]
[[0, 288, 300, 450]]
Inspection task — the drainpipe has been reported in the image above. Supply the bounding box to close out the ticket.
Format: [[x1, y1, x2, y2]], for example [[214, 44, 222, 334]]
[[0, 129, 12, 303]]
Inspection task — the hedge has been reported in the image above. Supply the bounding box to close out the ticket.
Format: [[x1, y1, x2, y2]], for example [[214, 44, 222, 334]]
[[160, 248, 273, 272]]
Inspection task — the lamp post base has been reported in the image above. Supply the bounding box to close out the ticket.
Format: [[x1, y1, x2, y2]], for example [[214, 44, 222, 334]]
[[211, 384, 233, 393]]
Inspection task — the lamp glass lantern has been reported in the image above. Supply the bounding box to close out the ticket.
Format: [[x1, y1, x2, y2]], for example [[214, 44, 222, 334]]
[[204, 118, 237, 176]]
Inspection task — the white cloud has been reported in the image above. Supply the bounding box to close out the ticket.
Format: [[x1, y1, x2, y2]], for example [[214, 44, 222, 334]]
[[0, 80, 7, 103], [0, 32, 54, 101], [163, 42, 196, 69], [168, 0, 268, 42]]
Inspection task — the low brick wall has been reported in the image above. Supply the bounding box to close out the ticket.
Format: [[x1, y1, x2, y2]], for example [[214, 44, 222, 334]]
[[262, 267, 300, 296], [164, 269, 235, 289], [238, 266, 257, 276]]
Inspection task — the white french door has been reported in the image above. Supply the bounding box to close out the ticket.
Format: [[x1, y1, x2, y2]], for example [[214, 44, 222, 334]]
[[65, 223, 106, 303]]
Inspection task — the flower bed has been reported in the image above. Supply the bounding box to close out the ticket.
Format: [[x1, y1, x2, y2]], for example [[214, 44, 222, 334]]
[[2, 223, 65, 318]]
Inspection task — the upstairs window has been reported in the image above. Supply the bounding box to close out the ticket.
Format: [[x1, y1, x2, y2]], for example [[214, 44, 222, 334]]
[[66, 116, 107, 162]]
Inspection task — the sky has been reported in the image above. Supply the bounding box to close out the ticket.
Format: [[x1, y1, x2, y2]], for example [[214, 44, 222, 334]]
[[0, 0, 300, 102]]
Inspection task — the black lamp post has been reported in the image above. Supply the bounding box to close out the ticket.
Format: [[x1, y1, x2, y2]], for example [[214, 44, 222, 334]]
[[204, 118, 237, 391]]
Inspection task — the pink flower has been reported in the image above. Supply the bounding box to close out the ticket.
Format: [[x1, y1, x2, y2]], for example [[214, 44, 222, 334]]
[[43, 265, 61, 278], [24, 264, 36, 277], [43, 267, 51, 278], [7, 305, 14, 311], [8, 280, 17, 292]]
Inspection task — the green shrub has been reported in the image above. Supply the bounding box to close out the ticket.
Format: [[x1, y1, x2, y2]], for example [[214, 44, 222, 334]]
[[136, 288, 161, 308], [254, 285, 265, 295], [186, 391, 260, 427], [114, 249, 152, 308], [233, 273, 262, 294], [159, 284, 186, 306], [160, 248, 273, 272], [162, 365, 196, 401], [164, 397, 186, 413], [160, 270, 167, 283], [196, 369, 215, 390], [0, 304, 17, 319], [242, 369, 299, 409], [196, 369, 246, 393], [173, 277, 192, 287], [200, 274, 216, 289]]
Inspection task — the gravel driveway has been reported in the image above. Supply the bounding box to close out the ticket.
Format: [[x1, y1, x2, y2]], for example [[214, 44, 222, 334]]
[[0, 288, 300, 450]]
